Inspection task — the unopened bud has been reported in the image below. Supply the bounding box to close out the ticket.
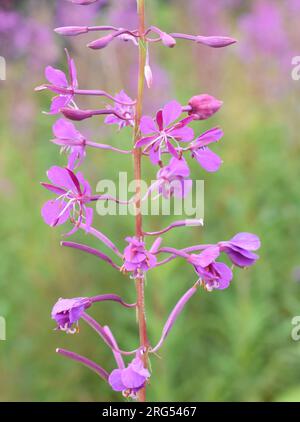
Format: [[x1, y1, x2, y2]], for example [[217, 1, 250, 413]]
[[196, 35, 237, 48], [144, 64, 153, 88], [188, 94, 223, 120], [161, 32, 176, 48], [61, 108, 93, 121], [67, 0, 98, 4], [87, 34, 115, 50], [55, 26, 89, 36]]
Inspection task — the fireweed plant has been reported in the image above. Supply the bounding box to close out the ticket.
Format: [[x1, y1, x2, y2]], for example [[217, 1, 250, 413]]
[[37, 0, 261, 401]]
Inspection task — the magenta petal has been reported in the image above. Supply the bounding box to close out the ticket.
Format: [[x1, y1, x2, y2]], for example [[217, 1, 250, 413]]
[[168, 157, 190, 178], [173, 179, 192, 198], [130, 358, 150, 378], [140, 116, 157, 135], [214, 262, 233, 290], [170, 126, 194, 142], [84, 207, 93, 232], [41, 200, 70, 226], [162, 100, 182, 127], [49, 95, 71, 114], [109, 369, 126, 392], [68, 56, 78, 89], [197, 246, 221, 267], [41, 183, 66, 196], [135, 135, 156, 149], [166, 140, 179, 159], [47, 166, 77, 192], [45, 66, 68, 87], [195, 127, 224, 146], [229, 232, 261, 251], [53, 118, 81, 141], [226, 248, 259, 267], [194, 147, 222, 172], [149, 145, 161, 165], [121, 367, 146, 390], [104, 115, 119, 125]]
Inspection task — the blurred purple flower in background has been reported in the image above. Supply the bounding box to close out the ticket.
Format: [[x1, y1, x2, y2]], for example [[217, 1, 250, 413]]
[[238, 0, 289, 63]]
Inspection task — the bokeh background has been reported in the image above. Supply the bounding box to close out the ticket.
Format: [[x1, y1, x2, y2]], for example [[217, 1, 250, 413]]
[[1, 0, 300, 402]]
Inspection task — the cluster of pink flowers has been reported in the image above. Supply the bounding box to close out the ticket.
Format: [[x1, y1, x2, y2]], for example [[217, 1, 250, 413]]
[[38, 0, 260, 400]]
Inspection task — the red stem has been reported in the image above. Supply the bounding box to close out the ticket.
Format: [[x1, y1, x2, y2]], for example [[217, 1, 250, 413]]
[[134, 0, 148, 403]]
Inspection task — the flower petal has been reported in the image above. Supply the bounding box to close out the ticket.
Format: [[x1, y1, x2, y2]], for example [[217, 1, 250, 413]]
[[194, 147, 222, 172], [197, 246, 221, 267], [194, 127, 224, 147], [121, 366, 146, 390], [45, 66, 68, 87], [49, 95, 71, 114], [47, 166, 78, 192], [214, 262, 233, 290], [53, 118, 81, 141], [162, 100, 182, 127], [229, 232, 261, 251], [41, 199, 70, 226], [140, 115, 157, 134], [109, 369, 126, 392], [170, 126, 194, 142]]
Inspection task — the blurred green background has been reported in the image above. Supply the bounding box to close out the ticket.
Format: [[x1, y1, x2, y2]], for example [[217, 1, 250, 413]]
[[0, 0, 300, 402]]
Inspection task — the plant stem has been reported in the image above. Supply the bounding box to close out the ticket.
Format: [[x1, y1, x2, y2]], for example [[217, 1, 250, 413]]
[[134, 0, 148, 403]]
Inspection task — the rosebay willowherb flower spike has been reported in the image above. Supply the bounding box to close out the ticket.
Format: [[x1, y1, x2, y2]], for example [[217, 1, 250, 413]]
[[37, 0, 260, 402]]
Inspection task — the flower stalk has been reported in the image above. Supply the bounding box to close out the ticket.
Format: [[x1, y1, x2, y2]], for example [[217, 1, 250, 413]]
[[134, 0, 148, 403], [38, 0, 261, 403]]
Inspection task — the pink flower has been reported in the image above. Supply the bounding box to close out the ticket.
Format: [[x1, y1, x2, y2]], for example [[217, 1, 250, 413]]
[[156, 157, 192, 198], [189, 247, 233, 291], [109, 353, 150, 398], [122, 237, 159, 277], [52, 119, 86, 169], [52, 297, 91, 333], [188, 127, 223, 172], [104, 90, 135, 130], [135, 100, 194, 165], [218, 232, 261, 267], [36, 50, 78, 114], [41, 166, 93, 234]]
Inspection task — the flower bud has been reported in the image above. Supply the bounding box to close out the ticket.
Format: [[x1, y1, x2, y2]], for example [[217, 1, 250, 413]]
[[87, 34, 114, 50], [161, 32, 176, 48], [196, 35, 237, 48], [144, 64, 153, 88], [61, 108, 94, 121], [188, 94, 223, 120], [55, 26, 89, 36], [68, 0, 98, 4]]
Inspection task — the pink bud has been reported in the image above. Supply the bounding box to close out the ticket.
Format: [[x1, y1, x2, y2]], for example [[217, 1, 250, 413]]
[[87, 34, 115, 50], [55, 26, 89, 36], [188, 94, 223, 120], [196, 35, 237, 48], [61, 108, 93, 121], [67, 0, 98, 4], [144, 64, 153, 89], [161, 33, 176, 48]]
